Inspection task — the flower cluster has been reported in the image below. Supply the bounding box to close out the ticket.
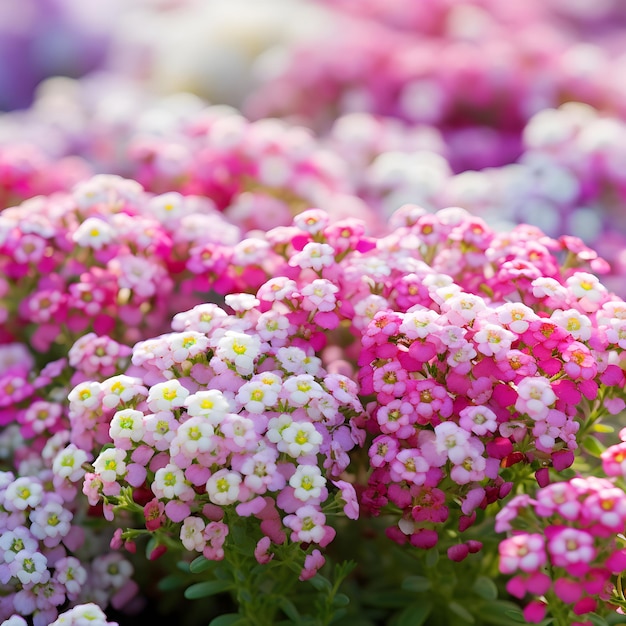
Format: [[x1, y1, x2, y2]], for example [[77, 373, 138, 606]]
[[2, 602, 120, 626], [64, 293, 365, 581], [0, 172, 244, 359], [496, 474, 626, 624], [352, 205, 626, 555], [0, 461, 137, 626]]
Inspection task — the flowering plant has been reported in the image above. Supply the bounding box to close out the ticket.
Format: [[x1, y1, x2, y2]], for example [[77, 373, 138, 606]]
[[1, 193, 624, 625]]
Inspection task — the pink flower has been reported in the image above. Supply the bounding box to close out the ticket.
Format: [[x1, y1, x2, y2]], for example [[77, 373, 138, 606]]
[[547, 527, 595, 574], [499, 534, 547, 574], [299, 549, 325, 581]]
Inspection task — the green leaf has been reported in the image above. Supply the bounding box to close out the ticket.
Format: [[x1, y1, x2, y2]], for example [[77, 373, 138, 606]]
[[588, 614, 610, 626], [332, 594, 350, 607], [329, 608, 349, 624], [157, 573, 188, 592], [475, 600, 533, 625], [449, 601, 475, 624], [189, 556, 214, 574], [279, 598, 301, 621], [582, 435, 607, 457], [184, 580, 232, 600], [472, 576, 498, 601], [401, 576, 431, 593], [504, 608, 529, 623], [308, 574, 333, 592], [208, 614, 243, 626], [396, 601, 433, 626]]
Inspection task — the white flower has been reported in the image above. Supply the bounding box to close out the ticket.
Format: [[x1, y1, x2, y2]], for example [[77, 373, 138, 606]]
[[109, 409, 145, 443], [168, 331, 209, 363], [147, 379, 190, 412], [92, 553, 133, 588], [225, 293, 260, 313], [281, 422, 323, 458], [147, 191, 187, 223], [0, 527, 37, 564], [52, 443, 89, 483], [215, 330, 261, 375], [180, 517, 206, 552], [169, 417, 215, 459], [267, 414, 294, 452], [184, 390, 232, 424], [72, 217, 115, 250], [434, 422, 471, 465], [4, 477, 43, 511], [153, 463, 191, 500], [282, 375, 324, 406], [29, 498, 72, 544], [566, 272, 607, 305], [68, 381, 102, 411], [54, 556, 87, 597], [399, 309, 439, 339], [550, 308, 592, 341], [289, 242, 336, 271], [289, 465, 326, 501], [50, 602, 112, 626], [206, 470, 242, 505], [236, 380, 278, 413], [276, 346, 310, 374], [11, 550, 49, 585], [93, 448, 127, 483], [101, 375, 146, 409]]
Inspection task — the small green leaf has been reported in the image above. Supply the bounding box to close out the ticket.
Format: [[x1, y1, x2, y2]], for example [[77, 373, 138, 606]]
[[582, 435, 607, 457], [472, 576, 498, 601], [475, 600, 532, 625], [189, 556, 214, 574], [449, 601, 475, 624], [184, 580, 232, 600], [504, 608, 529, 623], [401, 576, 431, 593], [588, 614, 610, 626], [279, 598, 300, 621], [308, 574, 333, 592], [157, 573, 187, 592], [208, 614, 243, 626], [396, 601, 433, 626], [332, 593, 350, 607]]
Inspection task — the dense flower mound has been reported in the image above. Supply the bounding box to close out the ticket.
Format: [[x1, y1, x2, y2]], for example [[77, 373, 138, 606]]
[[0, 458, 137, 626], [0, 173, 242, 358], [497, 473, 626, 624], [349, 205, 626, 555], [63, 295, 365, 581]]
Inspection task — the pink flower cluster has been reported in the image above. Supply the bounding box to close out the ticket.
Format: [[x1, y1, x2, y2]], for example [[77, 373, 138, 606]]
[[0, 144, 91, 211], [245, 0, 626, 173], [352, 205, 626, 552], [64, 293, 364, 579], [0, 173, 244, 355], [496, 475, 626, 624]]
